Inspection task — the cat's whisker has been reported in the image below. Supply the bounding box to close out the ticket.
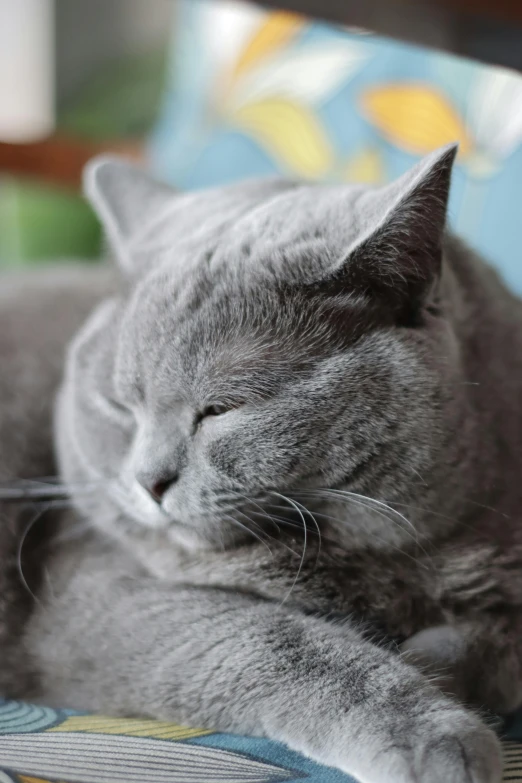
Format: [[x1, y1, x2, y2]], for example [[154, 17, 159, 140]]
[[255, 501, 426, 564], [222, 513, 274, 556], [4, 475, 113, 488], [385, 500, 489, 545], [297, 488, 422, 545], [0, 486, 68, 502], [386, 501, 457, 525], [224, 490, 309, 559], [14, 495, 91, 598], [409, 468, 428, 486], [241, 510, 303, 559], [250, 511, 341, 548], [281, 495, 322, 567], [269, 492, 308, 604], [232, 505, 304, 560], [294, 490, 432, 569], [0, 476, 114, 503], [233, 506, 278, 544], [296, 488, 409, 533], [231, 491, 282, 536], [287, 503, 428, 567], [461, 497, 511, 520], [318, 488, 418, 535], [16, 505, 51, 604]]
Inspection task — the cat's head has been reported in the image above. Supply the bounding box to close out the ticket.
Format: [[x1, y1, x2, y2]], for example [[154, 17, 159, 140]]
[[57, 145, 463, 563]]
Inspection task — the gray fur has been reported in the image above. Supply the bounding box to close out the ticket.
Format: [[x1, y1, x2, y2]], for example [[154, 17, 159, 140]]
[[4, 144, 522, 780]]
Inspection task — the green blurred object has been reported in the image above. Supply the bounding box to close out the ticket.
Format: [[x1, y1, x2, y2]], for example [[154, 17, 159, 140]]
[[0, 178, 102, 266], [58, 48, 168, 141], [0, 44, 167, 268]]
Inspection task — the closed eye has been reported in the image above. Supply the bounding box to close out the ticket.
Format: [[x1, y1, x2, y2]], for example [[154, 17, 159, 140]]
[[194, 403, 236, 428], [204, 403, 232, 417]]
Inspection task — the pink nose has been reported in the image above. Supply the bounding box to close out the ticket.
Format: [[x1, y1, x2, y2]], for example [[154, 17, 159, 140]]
[[138, 474, 178, 503]]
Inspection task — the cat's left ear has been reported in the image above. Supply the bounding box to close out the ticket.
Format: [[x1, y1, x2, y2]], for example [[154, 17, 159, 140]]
[[84, 156, 175, 274], [336, 144, 457, 316]]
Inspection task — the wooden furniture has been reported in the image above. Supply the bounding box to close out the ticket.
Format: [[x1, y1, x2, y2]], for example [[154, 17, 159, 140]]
[[0, 136, 143, 190]]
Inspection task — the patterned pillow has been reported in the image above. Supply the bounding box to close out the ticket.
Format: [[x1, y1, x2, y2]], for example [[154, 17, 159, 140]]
[[149, 0, 522, 293], [0, 700, 521, 783]]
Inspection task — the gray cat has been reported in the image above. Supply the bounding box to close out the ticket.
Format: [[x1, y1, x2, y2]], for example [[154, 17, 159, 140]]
[[3, 143, 522, 782]]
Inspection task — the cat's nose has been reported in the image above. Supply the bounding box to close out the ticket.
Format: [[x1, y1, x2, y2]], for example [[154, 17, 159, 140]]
[[138, 473, 178, 503]]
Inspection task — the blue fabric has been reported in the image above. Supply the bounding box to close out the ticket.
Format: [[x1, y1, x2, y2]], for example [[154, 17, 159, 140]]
[[0, 700, 520, 782], [0, 701, 354, 781]]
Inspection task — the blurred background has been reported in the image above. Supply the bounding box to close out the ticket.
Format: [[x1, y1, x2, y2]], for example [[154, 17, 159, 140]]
[[1, 0, 522, 292]]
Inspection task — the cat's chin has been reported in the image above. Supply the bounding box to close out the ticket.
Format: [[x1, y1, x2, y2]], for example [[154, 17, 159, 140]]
[[117, 522, 233, 579], [166, 522, 225, 553], [99, 501, 246, 567]]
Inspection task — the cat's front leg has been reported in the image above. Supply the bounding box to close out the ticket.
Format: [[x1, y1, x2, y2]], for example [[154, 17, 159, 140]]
[[24, 550, 502, 783]]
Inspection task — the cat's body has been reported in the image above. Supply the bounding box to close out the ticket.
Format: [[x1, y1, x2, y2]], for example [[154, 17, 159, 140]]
[[0, 264, 114, 694], [1, 145, 521, 781]]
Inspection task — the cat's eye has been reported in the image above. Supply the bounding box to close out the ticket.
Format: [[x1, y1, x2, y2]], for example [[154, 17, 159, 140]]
[[202, 403, 232, 418], [195, 403, 234, 428]]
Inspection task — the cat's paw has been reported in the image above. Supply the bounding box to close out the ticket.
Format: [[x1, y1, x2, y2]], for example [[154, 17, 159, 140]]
[[399, 625, 467, 699], [400, 625, 466, 668], [401, 625, 522, 715], [331, 700, 502, 783], [404, 711, 500, 783], [409, 718, 503, 783]]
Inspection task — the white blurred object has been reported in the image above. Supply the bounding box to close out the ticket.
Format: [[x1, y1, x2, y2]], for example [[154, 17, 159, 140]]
[[0, 0, 55, 142], [229, 40, 368, 111], [468, 67, 522, 162]]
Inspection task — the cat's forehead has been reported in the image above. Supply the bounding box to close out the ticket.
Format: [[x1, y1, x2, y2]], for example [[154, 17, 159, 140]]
[[118, 256, 378, 407], [118, 180, 380, 377], [87, 145, 456, 284], [132, 179, 367, 274], [216, 183, 367, 252]]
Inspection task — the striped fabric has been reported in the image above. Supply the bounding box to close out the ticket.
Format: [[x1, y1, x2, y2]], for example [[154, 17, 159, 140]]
[[0, 701, 521, 782], [503, 741, 522, 782]]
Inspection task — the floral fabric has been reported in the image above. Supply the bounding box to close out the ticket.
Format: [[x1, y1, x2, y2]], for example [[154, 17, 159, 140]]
[[0, 701, 521, 782], [149, 0, 522, 293]]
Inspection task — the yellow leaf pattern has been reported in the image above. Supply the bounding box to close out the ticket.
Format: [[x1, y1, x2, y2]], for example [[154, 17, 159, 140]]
[[49, 714, 211, 740], [18, 778, 57, 783], [233, 99, 333, 178], [231, 11, 305, 80], [343, 148, 385, 184], [361, 85, 472, 157]]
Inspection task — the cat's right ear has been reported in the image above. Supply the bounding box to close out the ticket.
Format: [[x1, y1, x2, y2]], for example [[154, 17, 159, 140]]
[[84, 156, 175, 275]]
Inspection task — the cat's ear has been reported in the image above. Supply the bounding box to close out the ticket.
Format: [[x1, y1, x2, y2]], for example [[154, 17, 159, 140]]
[[336, 144, 457, 316], [84, 156, 175, 274]]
